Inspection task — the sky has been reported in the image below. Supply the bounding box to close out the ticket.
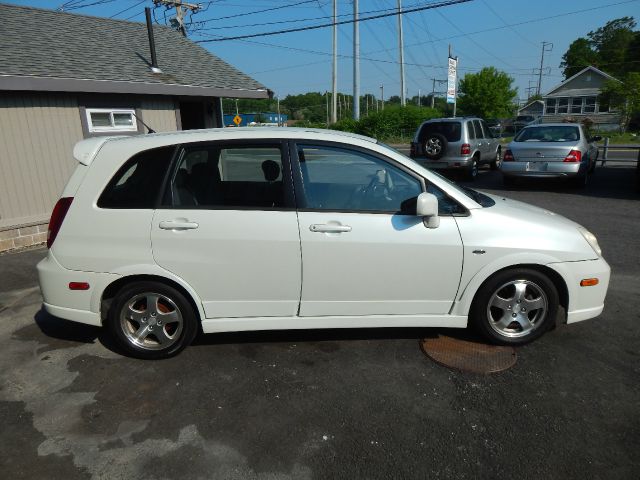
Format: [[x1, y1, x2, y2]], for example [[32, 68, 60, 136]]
[[5, 0, 640, 104]]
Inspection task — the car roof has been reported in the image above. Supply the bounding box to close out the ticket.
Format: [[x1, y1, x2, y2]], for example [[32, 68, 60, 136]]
[[522, 123, 581, 127], [73, 127, 377, 165]]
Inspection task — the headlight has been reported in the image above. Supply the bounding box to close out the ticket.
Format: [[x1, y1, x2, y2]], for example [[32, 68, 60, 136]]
[[579, 227, 602, 257]]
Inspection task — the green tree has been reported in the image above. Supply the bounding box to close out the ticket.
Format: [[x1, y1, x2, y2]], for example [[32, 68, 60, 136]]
[[602, 72, 640, 131], [560, 38, 600, 78], [560, 17, 637, 79], [457, 67, 517, 119]]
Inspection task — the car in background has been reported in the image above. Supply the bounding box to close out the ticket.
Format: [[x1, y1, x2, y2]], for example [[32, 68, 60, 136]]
[[500, 123, 601, 187], [485, 118, 505, 137], [410, 117, 502, 180]]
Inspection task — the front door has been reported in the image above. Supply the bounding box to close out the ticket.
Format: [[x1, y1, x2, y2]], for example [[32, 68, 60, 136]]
[[151, 141, 301, 318], [292, 142, 464, 317]]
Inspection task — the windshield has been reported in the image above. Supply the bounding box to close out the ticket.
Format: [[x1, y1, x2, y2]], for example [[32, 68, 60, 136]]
[[514, 125, 580, 142]]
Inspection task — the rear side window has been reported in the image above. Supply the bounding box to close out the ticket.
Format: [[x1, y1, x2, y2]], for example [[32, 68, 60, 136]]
[[418, 122, 461, 142], [467, 121, 476, 139], [98, 146, 174, 209], [473, 120, 484, 138], [163, 144, 287, 209]]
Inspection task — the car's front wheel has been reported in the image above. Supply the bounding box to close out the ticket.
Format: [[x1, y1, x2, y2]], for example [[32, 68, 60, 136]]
[[470, 269, 559, 345], [107, 281, 198, 359]]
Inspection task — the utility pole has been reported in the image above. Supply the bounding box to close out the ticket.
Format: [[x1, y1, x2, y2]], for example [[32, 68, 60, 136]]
[[380, 85, 384, 110], [276, 96, 281, 127], [153, 0, 200, 37], [430, 78, 446, 108], [397, 0, 406, 106], [353, 0, 360, 120], [418, 89, 421, 107], [326, 91, 329, 126], [331, 0, 338, 124], [537, 41, 553, 95]]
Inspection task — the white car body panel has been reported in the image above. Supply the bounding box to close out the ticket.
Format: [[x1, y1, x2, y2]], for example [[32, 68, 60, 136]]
[[297, 211, 463, 316], [151, 209, 301, 318]]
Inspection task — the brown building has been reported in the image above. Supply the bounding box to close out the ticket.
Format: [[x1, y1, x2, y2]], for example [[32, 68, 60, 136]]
[[0, 3, 269, 252]]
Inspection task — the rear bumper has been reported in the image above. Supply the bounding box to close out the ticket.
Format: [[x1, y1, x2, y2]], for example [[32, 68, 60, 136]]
[[37, 252, 119, 327], [413, 156, 474, 170], [501, 161, 586, 177]]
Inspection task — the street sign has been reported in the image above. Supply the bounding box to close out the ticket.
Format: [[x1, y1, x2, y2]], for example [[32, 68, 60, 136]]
[[447, 57, 457, 104], [233, 114, 242, 126]]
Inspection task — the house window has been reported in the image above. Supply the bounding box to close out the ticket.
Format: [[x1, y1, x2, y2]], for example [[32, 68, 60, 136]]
[[570, 98, 583, 114], [545, 98, 557, 115], [86, 108, 137, 133], [557, 98, 569, 114], [584, 96, 596, 114]]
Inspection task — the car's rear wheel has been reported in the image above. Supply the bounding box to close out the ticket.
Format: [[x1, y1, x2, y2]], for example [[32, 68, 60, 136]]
[[423, 133, 448, 160], [107, 281, 198, 359], [490, 148, 501, 170], [470, 268, 559, 345]]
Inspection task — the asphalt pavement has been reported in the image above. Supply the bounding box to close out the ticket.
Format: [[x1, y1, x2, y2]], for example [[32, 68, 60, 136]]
[[0, 163, 638, 480]]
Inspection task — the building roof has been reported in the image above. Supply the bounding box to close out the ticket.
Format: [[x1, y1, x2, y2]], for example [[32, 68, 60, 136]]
[[543, 66, 619, 98], [0, 3, 269, 99]]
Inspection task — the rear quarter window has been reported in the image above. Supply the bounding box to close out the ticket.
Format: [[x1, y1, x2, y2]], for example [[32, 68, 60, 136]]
[[98, 146, 175, 208]]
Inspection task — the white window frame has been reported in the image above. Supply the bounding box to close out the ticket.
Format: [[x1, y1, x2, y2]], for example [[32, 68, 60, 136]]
[[86, 108, 138, 133]]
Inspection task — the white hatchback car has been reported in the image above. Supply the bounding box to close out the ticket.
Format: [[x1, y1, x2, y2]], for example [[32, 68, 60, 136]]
[[38, 128, 610, 359]]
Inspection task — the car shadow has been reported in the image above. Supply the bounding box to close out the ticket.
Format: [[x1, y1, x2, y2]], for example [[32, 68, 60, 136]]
[[453, 165, 639, 201]]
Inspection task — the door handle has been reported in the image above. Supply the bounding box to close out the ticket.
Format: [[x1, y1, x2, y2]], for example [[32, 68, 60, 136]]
[[159, 220, 199, 230], [309, 224, 352, 233]]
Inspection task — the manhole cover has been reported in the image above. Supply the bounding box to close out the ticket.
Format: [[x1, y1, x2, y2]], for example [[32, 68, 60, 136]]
[[420, 335, 517, 373]]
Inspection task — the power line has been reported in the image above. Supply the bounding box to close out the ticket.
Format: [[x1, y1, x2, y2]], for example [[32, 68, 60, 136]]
[[110, 0, 147, 18], [195, 0, 473, 43]]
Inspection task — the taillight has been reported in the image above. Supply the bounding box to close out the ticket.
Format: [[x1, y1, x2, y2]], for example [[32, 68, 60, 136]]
[[47, 197, 73, 248], [460, 143, 471, 155], [563, 149, 582, 163], [503, 149, 514, 161]]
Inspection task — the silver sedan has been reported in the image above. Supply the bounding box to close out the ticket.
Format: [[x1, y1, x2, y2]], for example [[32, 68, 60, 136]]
[[500, 123, 601, 187]]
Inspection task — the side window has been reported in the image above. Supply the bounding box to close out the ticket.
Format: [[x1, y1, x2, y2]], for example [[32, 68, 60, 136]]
[[297, 144, 422, 213], [165, 144, 285, 209], [467, 121, 476, 140], [473, 120, 485, 138], [480, 120, 492, 138], [98, 146, 174, 209]]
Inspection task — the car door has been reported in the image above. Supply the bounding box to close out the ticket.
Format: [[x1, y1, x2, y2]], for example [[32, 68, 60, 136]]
[[151, 140, 302, 319], [480, 120, 498, 158], [291, 141, 464, 317]]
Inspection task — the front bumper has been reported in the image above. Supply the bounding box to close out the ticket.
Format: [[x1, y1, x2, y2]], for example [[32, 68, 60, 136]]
[[501, 161, 587, 178], [548, 257, 611, 324]]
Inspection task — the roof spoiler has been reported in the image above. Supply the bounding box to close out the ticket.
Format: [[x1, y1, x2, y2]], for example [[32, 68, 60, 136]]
[[73, 137, 113, 165]]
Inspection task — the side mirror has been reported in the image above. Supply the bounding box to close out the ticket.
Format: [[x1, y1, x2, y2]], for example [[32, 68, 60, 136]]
[[591, 135, 602, 142], [416, 192, 440, 229]]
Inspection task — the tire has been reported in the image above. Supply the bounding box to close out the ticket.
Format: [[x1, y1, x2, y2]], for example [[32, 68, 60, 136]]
[[464, 156, 479, 181], [589, 152, 597, 174], [490, 147, 501, 170], [107, 281, 198, 359], [422, 133, 448, 160], [470, 268, 559, 345]]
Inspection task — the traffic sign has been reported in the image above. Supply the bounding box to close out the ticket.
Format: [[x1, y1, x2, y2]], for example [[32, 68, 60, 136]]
[[233, 115, 242, 126]]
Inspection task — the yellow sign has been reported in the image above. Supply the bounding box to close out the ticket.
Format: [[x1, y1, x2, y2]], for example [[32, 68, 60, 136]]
[[233, 115, 242, 126]]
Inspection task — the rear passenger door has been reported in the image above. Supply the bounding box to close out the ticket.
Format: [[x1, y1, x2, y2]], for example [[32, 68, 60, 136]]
[[473, 120, 490, 160], [151, 141, 302, 319]]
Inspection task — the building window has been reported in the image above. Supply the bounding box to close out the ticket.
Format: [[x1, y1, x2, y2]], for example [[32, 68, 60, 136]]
[[86, 108, 137, 133], [584, 96, 596, 114], [570, 98, 583, 114], [557, 98, 569, 114], [545, 98, 557, 114]]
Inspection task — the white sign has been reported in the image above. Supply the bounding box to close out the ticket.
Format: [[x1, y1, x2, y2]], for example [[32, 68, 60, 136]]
[[447, 57, 457, 104]]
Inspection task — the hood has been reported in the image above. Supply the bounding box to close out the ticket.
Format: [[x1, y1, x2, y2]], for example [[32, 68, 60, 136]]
[[465, 192, 598, 262]]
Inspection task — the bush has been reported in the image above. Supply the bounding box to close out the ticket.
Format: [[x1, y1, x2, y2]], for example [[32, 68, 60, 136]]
[[328, 106, 441, 142]]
